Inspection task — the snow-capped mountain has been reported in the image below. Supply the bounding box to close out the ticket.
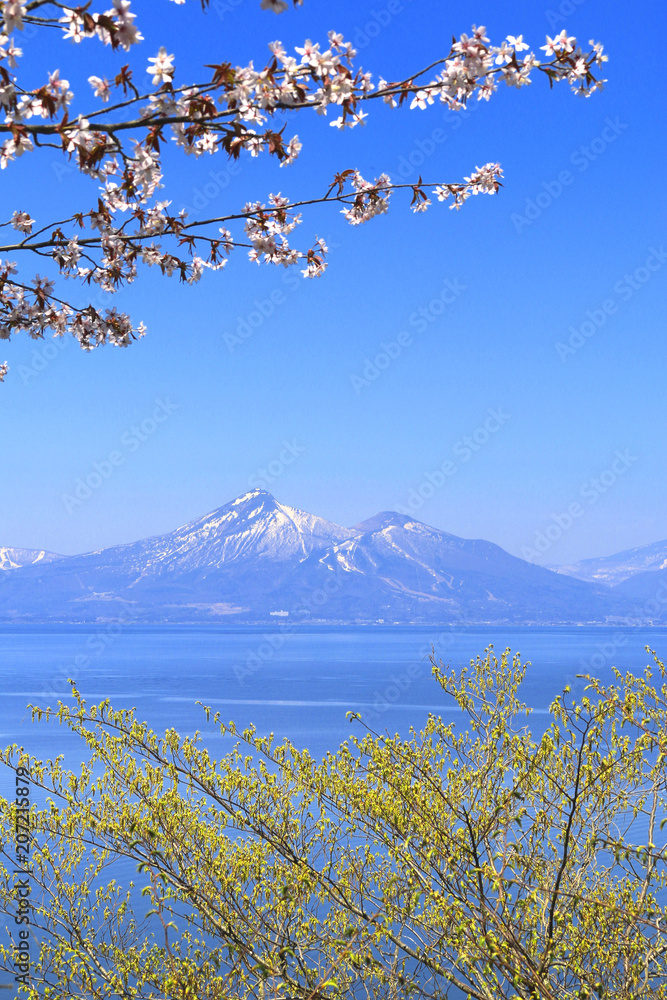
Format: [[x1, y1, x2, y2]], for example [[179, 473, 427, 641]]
[[0, 491, 356, 621], [0, 546, 62, 570], [303, 511, 635, 623], [552, 539, 667, 587], [0, 490, 646, 623], [74, 489, 356, 579]]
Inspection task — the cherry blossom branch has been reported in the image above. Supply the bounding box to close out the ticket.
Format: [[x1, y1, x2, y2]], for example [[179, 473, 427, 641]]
[[0, 2, 607, 382], [0, 173, 500, 251]]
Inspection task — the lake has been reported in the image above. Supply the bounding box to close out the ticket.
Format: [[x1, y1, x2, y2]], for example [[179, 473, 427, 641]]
[[1, 624, 664, 773]]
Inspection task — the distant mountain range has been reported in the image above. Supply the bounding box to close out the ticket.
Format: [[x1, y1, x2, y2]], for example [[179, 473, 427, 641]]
[[551, 540, 667, 615], [551, 540, 667, 587], [0, 490, 664, 624]]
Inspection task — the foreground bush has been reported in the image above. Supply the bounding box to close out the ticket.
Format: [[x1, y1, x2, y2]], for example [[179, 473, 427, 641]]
[[1, 646, 666, 998]]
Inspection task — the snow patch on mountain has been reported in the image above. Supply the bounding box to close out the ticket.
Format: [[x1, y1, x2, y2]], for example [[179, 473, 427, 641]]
[[0, 547, 62, 570]]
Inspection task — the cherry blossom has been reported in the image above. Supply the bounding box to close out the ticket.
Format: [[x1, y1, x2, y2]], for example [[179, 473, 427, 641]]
[[410, 90, 435, 111], [88, 76, 112, 102], [542, 30, 577, 57], [10, 210, 33, 233], [1, 2, 24, 35], [147, 47, 175, 86]]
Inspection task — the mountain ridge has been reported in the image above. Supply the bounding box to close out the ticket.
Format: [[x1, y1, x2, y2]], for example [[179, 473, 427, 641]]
[[0, 490, 659, 624], [551, 538, 667, 587]]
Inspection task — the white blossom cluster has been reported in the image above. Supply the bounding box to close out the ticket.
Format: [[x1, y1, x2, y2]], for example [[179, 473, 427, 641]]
[[0, 2, 607, 380]]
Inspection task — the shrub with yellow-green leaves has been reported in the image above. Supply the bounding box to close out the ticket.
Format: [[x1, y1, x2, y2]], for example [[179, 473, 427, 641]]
[[1, 646, 666, 998]]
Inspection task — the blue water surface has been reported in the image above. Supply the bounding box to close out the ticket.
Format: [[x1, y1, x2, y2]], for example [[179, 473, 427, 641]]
[[1, 624, 664, 772]]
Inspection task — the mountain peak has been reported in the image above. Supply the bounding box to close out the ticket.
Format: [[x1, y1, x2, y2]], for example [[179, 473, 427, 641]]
[[224, 488, 281, 519], [552, 537, 667, 586], [353, 511, 458, 540], [354, 511, 418, 533], [117, 489, 357, 576], [230, 487, 275, 505]]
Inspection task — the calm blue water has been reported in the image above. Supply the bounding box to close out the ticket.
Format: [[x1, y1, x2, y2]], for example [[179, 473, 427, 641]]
[[1, 624, 665, 776]]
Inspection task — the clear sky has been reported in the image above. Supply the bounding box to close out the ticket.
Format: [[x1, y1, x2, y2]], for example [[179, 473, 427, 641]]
[[1, 0, 665, 566]]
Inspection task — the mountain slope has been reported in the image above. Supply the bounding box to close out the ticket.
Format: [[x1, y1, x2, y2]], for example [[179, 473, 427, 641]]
[[0, 490, 642, 624], [612, 570, 667, 620]]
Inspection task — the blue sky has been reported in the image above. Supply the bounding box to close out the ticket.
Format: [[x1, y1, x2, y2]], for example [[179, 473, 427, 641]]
[[1, 0, 665, 565]]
